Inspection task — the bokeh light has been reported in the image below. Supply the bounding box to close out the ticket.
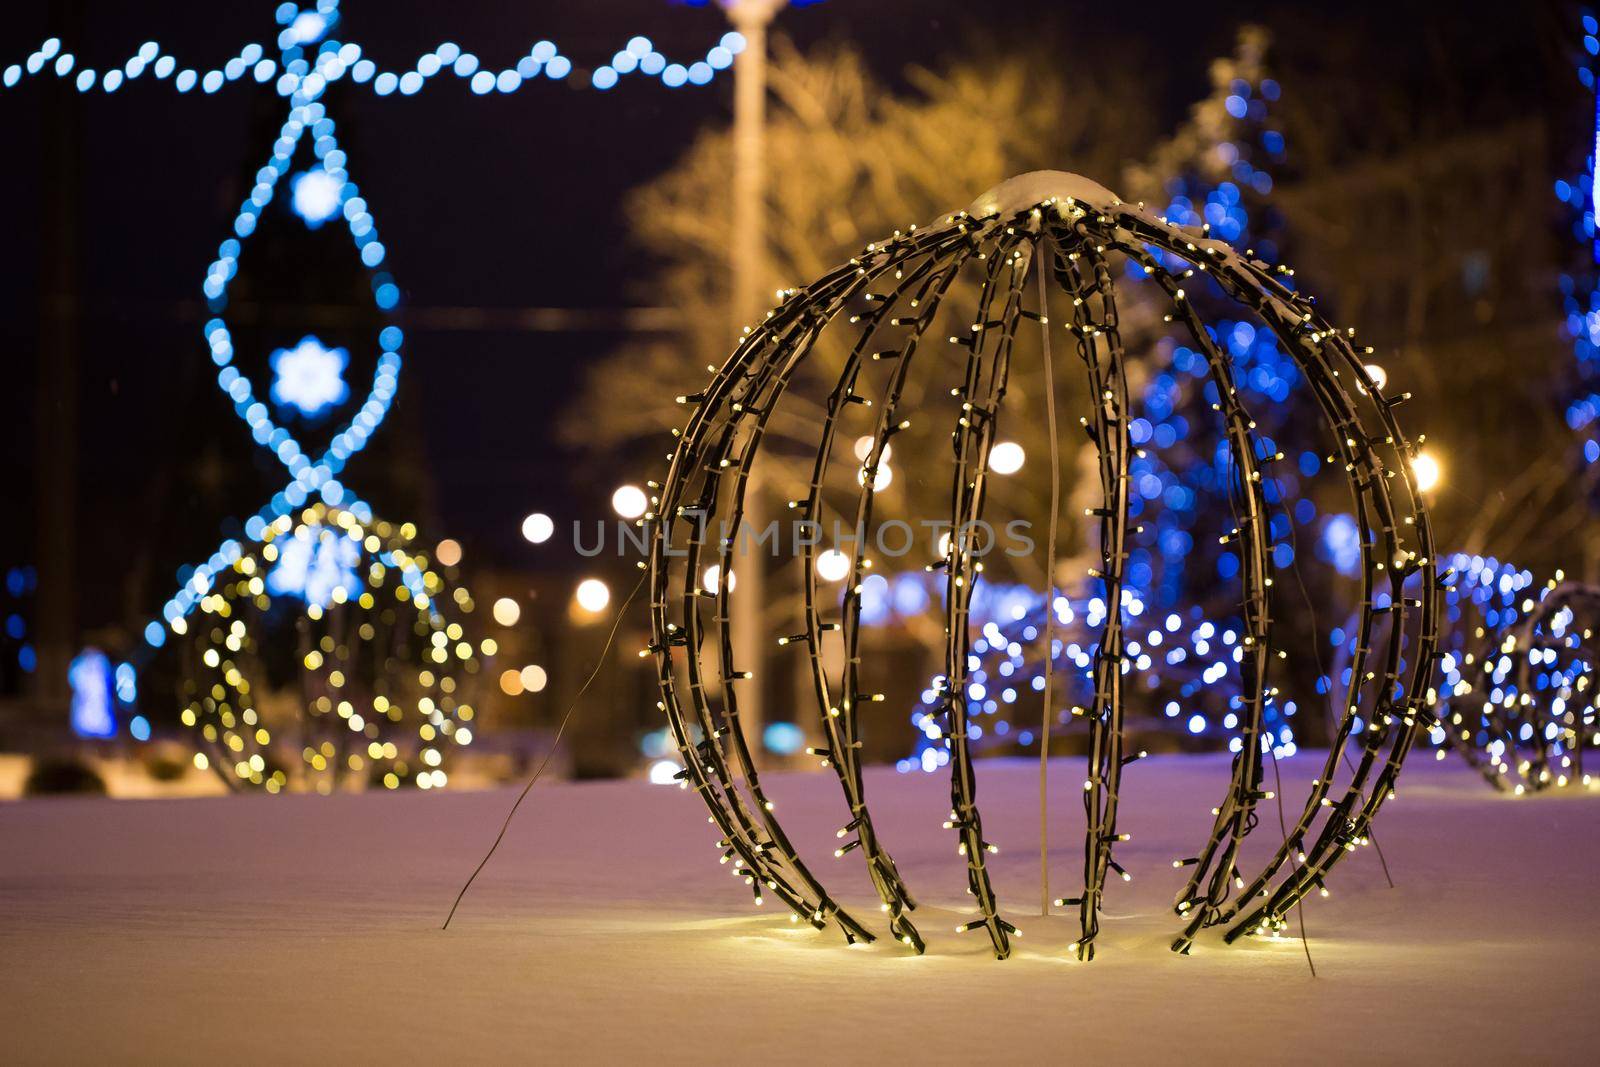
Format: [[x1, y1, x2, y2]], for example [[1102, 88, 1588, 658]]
[[575, 578, 611, 613], [611, 484, 649, 519], [988, 441, 1025, 475], [520, 664, 547, 693], [492, 597, 521, 627], [521, 512, 554, 544], [816, 549, 851, 582]]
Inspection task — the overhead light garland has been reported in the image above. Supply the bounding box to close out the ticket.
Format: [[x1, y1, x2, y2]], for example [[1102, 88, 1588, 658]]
[[0, 2, 750, 99], [647, 170, 1441, 960]]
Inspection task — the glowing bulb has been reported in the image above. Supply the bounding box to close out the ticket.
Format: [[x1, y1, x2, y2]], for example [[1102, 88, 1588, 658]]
[[612, 484, 648, 519], [1411, 451, 1441, 493], [520, 664, 547, 693], [575, 578, 611, 613], [989, 441, 1025, 474], [1362, 363, 1388, 391], [492, 597, 521, 627], [648, 759, 681, 785], [498, 669, 524, 696], [521, 512, 554, 544], [703, 564, 735, 592], [817, 549, 851, 582]]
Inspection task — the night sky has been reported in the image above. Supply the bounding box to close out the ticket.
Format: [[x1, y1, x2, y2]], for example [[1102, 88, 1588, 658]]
[[0, 0, 1558, 637]]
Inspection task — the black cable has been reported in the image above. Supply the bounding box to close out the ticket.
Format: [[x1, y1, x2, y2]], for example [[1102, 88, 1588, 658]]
[[443, 571, 647, 930]]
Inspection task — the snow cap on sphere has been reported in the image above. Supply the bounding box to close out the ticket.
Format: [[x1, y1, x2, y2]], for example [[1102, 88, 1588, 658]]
[[967, 170, 1121, 219]]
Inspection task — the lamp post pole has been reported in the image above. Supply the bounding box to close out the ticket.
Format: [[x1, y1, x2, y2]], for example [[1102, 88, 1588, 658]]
[[724, 0, 784, 761]]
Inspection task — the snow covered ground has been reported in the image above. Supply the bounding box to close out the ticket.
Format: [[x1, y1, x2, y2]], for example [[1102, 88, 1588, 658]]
[[2, 752, 1596, 1063]]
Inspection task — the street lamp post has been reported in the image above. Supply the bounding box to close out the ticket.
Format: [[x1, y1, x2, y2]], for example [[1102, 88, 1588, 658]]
[[723, 0, 784, 760]]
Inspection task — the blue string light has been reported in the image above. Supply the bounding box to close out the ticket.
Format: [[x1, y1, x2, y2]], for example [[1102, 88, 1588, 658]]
[[894, 583, 1302, 774], [138, 8, 419, 660], [0, 4, 748, 100]]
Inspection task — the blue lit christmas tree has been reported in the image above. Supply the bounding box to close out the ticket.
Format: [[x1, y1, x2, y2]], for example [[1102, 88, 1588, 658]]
[[900, 31, 1344, 771]]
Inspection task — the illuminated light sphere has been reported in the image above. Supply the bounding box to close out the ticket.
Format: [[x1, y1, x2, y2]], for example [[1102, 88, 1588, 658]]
[[575, 578, 611, 613], [290, 168, 342, 227], [269, 336, 350, 417], [611, 484, 649, 519], [815, 548, 852, 583], [702, 564, 734, 593], [648, 759, 681, 785], [435, 538, 463, 567], [492, 597, 521, 627], [1412, 451, 1441, 493], [1362, 363, 1388, 392], [647, 172, 1442, 962], [520, 664, 547, 693], [1343, 555, 1600, 797], [521, 512, 555, 544], [988, 440, 1026, 474], [499, 668, 524, 696]]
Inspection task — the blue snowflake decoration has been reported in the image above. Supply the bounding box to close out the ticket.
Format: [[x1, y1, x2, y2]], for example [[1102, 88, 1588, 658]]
[[270, 335, 349, 416]]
